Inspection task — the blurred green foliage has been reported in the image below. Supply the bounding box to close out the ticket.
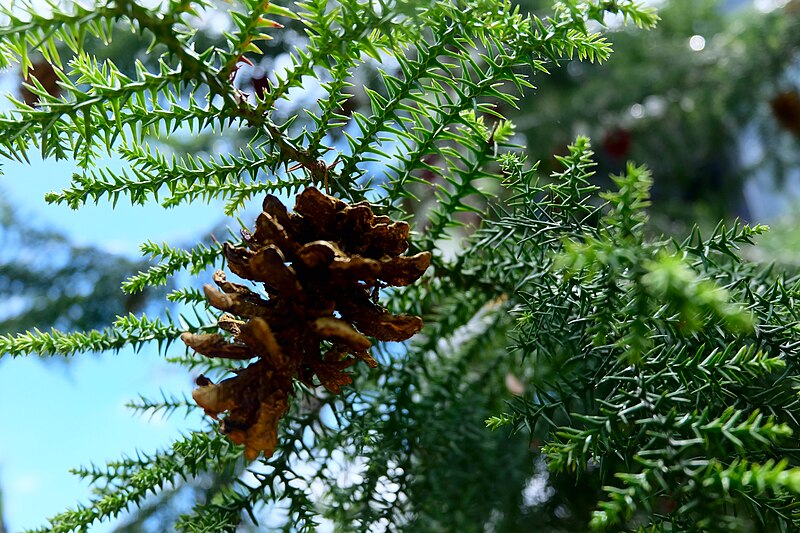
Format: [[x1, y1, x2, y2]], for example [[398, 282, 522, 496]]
[[516, 0, 800, 224], [0, 191, 157, 335]]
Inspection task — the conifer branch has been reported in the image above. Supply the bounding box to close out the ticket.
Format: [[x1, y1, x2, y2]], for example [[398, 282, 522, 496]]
[[122, 241, 225, 294], [5, 0, 796, 530]]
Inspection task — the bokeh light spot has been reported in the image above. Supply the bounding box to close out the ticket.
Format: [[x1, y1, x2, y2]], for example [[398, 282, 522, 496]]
[[689, 35, 706, 51]]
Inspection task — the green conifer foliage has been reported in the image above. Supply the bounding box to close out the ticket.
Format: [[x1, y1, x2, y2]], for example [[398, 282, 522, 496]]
[[3, 0, 800, 531]]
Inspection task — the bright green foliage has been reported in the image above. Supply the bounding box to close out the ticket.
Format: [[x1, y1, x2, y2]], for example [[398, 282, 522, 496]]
[[3, 0, 800, 532], [477, 142, 800, 530]]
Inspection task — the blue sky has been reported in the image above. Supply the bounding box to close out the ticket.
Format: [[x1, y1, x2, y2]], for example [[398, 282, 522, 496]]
[[0, 347, 203, 531], [0, 151, 221, 531]]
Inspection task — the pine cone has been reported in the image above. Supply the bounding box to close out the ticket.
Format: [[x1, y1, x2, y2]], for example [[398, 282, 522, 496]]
[[181, 187, 431, 460]]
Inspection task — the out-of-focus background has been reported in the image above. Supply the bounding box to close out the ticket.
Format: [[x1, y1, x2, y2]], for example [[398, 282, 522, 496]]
[[0, 0, 798, 530]]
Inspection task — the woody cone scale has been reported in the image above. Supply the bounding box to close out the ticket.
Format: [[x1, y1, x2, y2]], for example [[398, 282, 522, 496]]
[[181, 187, 431, 460]]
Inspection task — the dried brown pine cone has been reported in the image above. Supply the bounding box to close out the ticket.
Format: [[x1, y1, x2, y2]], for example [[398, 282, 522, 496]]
[[181, 187, 431, 460]]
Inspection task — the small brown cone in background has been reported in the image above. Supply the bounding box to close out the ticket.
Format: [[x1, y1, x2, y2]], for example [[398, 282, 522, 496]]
[[20, 61, 60, 107], [602, 127, 632, 159], [182, 187, 431, 460], [770, 90, 800, 137]]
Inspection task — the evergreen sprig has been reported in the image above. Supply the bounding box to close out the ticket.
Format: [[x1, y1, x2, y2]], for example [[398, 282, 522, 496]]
[[121, 240, 224, 294], [34, 432, 241, 533]]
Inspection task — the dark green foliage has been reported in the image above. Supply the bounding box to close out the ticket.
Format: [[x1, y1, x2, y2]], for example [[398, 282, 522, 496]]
[[3, 0, 800, 532], [480, 140, 800, 531], [515, 0, 800, 222]]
